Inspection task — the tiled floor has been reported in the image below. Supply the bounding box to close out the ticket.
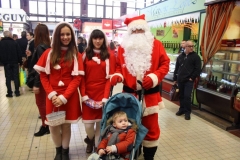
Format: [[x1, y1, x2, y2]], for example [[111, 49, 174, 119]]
[[1, 66, 240, 160]]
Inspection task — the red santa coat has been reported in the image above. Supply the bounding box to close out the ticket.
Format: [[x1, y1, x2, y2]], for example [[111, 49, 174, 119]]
[[34, 48, 84, 124], [111, 39, 169, 147], [80, 51, 116, 123], [97, 128, 135, 160]]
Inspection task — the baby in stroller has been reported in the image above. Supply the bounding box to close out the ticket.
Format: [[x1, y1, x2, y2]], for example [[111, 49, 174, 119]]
[[97, 111, 137, 160]]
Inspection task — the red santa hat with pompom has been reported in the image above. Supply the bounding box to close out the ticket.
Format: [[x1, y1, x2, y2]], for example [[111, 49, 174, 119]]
[[124, 14, 149, 33]]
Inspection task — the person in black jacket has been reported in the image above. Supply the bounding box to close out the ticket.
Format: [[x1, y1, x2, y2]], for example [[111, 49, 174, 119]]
[[77, 36, 84, 53], [0, 31, 22, 97], [29, 23, 51, 137], [173, 40, 201, 120], [25, 32, 34, 71], [16, 31, 28, 59]]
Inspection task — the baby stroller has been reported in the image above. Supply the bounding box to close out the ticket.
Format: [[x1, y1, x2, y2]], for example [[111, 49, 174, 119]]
[[95, 90, 148, 160]]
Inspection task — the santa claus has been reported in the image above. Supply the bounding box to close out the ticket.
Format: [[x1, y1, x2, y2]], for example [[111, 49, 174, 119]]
[[110, 14, 170, 160]]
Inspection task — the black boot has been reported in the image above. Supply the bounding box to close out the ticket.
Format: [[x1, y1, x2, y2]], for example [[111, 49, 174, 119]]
[[54, 146, 62, 160], [84, 136, 94, 153], [62, 148, 70, 160], [34, 125, 50, 137], [143, 146, 157, 160]]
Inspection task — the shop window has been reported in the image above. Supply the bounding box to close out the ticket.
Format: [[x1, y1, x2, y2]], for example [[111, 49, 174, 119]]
[[56, 18, 63, 22], [65, 18, 73, 23], [127, 8, 136, 15], [105, 6, 112, 18], [73, 0, 80, 3], [56, 3, 63, 15], [96, 0, 104, 5], [136, 0, 145, 8], [65, 3, 73, 16], [65, 0, 72, 2], [88, 5, 96, 17], [29, 16, 38, 21], [56, 0, 64, 2], [39, 17, 46, 21], [48, 17, 56, 21], [38, 1, 46, 15], [11, 0, 20, 9], [73, 3, 81, 16], [113, 7, 120, 19], [29, 1, 38, 14], [105, 0, 112, 6], [48, 2, 56, 15], [113, 1, 120, 6], [127, 2, 135, 8], [88, 0, 96, 4], [97, 6, 103, 18], [2, 0, 10, 8]]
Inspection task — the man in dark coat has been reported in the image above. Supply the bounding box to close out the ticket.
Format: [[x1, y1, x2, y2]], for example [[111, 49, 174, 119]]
[[0, 31, 22, 97], [173, 40, 201, 120], [16, 31, 28, 59]]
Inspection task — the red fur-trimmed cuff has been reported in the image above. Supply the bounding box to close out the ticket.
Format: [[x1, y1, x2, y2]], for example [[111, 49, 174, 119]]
[[33, 65, 45, 74], [110, 73, 124, 82], [48, 91, 57, 100], [58, 95, 67, 104], [147, 73, 158, 88], [82, 95, 89, 101], [102, 98, 108, 103]]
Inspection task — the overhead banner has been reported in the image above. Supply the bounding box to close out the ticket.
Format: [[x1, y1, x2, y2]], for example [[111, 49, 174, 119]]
[[0, 8, 28, 23], [140, 0, 205, 21]]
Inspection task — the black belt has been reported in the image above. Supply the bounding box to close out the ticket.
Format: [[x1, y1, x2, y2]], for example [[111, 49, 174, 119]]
[[123, 85, 160, 95]]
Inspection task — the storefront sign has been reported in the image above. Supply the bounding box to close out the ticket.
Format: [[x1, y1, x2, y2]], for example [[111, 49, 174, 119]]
[[140, 0, 205, 21], [0, 8, 27, 23], [102, 19, 113, 30]]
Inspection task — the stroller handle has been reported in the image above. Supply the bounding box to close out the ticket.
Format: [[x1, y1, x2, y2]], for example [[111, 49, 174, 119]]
[[137, 80, 145, 102]]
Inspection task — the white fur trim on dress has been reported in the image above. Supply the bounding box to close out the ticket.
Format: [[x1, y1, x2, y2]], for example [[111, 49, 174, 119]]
[[71, 55, 79, 76], [110, 73, 124, 82], [33, 65, 45, 74], [143, 106, 159, 117], [53, 65, 61, 69], [105, 59, 109, 79], [111, 145, 117, 153], [102, 98, 108, 103], [48, 91, 57, 100], [82, 95, 89, 101], [58, 80, 65, 86], [58, 95, 67, 104], [158, 101, 165, 110], [78, 71, 85, 75], [92, 57, 101, 64], [82, 53, 86, 61], [142, 139, 159, 148], [147, 73, 158, 88], [45, 117, 81, 125]]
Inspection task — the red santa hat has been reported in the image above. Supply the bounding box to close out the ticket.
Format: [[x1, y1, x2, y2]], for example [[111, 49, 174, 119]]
[[124, 14, 148, 32]]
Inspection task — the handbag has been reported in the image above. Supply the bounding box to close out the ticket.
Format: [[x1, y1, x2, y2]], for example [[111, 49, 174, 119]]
[[46, 109, 66, 126], [26, 69, 36, 88], [170, 84, 180, 101], [19, 68, 26, 87]]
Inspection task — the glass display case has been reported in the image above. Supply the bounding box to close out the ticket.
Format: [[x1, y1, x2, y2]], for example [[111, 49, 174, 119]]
[[164, 53, 179, 81], [196, 47, 240, 127]]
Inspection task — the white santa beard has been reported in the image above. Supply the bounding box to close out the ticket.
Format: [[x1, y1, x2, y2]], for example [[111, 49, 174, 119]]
[[122, 32, 154, 78]]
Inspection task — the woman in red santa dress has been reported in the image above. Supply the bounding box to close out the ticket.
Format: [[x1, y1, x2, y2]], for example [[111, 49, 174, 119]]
[[80, 29, 116, 153], [34, 22, 84, 160]]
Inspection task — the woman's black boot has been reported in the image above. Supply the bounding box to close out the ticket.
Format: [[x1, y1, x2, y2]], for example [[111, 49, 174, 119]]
[[62, 148, 70, 160], [54, 146, 62, 160], [143, 146, 157, 160], [84, 136, 94, 153], [34, 125, 50, 137]]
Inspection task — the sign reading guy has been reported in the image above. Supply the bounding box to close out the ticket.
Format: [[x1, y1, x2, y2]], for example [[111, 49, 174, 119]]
[[0, 8, 27, 23]]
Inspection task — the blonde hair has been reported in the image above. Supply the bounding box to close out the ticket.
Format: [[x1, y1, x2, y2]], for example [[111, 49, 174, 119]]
[[107, 111, 138, 132]]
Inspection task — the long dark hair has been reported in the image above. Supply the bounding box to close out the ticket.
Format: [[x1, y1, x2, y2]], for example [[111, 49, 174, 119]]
[[34, 24, 51, 48], [85, 29, 109, 60], [50, 23, 78, 66]]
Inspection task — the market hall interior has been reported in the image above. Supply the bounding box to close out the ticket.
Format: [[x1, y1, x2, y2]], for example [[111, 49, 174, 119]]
[[0, 66, 240, 160]]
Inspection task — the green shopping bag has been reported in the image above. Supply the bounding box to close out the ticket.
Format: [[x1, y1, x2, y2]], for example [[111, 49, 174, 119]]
[[19, 68, 26, 87]]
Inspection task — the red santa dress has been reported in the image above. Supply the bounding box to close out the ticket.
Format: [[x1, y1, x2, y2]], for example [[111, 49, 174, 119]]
[[80, 50, 116, 123], [111, 39, 170, 147], [34, 47, 84, 124]]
